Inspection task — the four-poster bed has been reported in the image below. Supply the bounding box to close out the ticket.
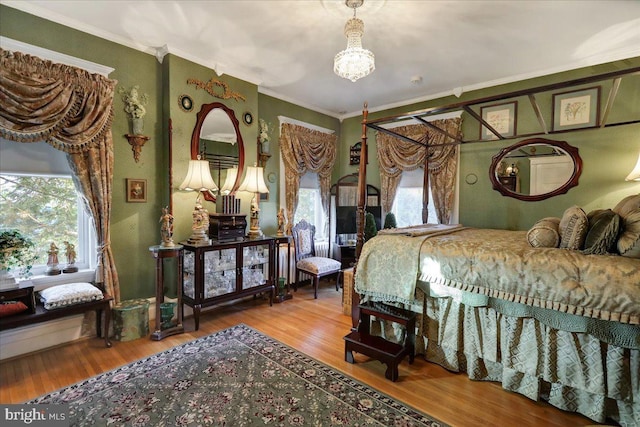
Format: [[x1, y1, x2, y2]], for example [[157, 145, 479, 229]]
[[349, 68, 640, 425]]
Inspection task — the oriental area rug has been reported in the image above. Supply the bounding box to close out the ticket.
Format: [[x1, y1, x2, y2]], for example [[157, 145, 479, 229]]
[[29, 324, 447, 426]]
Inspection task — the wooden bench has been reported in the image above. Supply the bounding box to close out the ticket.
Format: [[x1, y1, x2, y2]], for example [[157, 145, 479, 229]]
[[0, 285, 113, 348], [344, 301, 416, 381]]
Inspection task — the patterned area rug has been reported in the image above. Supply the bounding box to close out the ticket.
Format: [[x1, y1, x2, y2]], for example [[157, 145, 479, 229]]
[[30, 324, 447, 426]]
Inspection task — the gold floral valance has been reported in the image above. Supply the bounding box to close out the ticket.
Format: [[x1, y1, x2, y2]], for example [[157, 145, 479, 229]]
[[280, 123, 337, 235], [376, 118, 461, 223], [0, 49, 116, 153]]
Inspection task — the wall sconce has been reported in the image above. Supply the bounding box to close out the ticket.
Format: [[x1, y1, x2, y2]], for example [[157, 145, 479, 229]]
[[238, 163, 269, 238], [179, 156, 218, 245], [625, 152, 640, 181], [125, 134, 149, 163]]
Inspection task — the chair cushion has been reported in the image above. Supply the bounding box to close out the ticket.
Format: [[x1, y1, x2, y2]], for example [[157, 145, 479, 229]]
[[297, 229, 313, 256], [297, 257, 341, 275]]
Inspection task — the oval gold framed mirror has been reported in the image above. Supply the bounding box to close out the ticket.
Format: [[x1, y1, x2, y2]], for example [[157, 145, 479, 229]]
[[489, 138, 582, 201], [190, 102, 245, 202]]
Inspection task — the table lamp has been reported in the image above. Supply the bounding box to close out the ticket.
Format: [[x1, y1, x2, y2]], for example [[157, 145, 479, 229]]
[[238, 163, 269, 238], [220, 166, 239, 195], [625, 152, 640, 181], [179, 156, 218, 244]]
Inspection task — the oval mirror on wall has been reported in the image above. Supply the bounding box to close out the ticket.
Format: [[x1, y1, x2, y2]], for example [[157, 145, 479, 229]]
[[190, 102, 245, 202], [489, 138, 582, 201]]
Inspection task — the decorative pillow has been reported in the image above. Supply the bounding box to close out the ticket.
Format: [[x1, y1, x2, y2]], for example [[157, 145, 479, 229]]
[[582, 209, 620, 255], [526, 217, 561, 248], [0, 301, 28, 318], [559, 205, 589, 250], [297, 257, 341, 275], [38, 282, 103, 310], [613, 194, 640, 258], [297, 229, 312, 256]]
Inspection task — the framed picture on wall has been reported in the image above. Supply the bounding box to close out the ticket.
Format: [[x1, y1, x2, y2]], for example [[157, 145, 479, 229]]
[[480, 101, 517, 140], [552, 86, 600, 131], [126, 178, 147, 203]]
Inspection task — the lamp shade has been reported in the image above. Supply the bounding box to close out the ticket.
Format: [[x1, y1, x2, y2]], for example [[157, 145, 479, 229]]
[[179, 159, 218, 191], [625, 152, 640, 181], [238, 165, 269, 194], [220, 166, 238, 194]]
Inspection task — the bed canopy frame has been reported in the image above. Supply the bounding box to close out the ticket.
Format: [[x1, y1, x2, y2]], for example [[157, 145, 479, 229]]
[[353, 66, 640, 258]]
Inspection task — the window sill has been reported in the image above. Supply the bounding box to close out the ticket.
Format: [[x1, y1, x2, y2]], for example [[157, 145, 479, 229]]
[[18, 269, 96, 292]]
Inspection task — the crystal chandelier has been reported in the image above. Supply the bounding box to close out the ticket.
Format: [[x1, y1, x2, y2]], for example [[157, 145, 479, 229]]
[[333, 0, 375, 82]]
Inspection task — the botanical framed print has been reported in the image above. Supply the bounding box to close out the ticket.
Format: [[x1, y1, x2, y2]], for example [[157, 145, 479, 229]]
[[126, 178, 147, 203], [552, 86, 600, 131], [480, 101, 517, 140]]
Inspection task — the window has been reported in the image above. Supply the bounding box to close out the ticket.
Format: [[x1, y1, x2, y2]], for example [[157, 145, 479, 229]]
[[293, 172, 327, 240], [0, 141, 96, 276], [391, 169, 439, 227]]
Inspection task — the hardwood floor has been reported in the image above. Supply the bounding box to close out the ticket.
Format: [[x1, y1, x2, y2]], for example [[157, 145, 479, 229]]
[[0, 283, 601, 426]]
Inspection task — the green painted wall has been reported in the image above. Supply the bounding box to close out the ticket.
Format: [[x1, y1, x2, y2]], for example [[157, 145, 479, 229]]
[[1, 5, 162, 301], [257, 94, 341, 235], [339, 59, 640, 230], [2, 4, 639, 302], [0, 5, 339, 300]]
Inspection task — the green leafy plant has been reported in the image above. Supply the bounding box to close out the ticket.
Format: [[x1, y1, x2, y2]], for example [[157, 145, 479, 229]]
[[364, 211, 378, 242], [0, 229, 37, 276], [118, 85, 149, 119], [383, 212, 397, 229]]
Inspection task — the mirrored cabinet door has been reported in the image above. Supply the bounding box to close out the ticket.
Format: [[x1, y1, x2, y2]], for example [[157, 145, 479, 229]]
[[182, 238, 276, 331]]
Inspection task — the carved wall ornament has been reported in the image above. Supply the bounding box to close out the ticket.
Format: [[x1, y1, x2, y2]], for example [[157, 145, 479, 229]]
[[186, 78, 246, 102]]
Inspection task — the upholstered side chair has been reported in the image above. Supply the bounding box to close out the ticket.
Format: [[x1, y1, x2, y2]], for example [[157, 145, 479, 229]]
[[291, 219, 341, 299]]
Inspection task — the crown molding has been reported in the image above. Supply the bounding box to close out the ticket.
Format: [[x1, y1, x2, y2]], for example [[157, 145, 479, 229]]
[[0, 36, 114, 76]]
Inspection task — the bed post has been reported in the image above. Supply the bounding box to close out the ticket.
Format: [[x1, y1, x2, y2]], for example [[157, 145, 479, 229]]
[[351, 103, 369, 330], [422, 150, 429, 223]]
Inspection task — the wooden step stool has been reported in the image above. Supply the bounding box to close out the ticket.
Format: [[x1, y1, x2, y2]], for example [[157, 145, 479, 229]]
[[344, 301, 416, 381]]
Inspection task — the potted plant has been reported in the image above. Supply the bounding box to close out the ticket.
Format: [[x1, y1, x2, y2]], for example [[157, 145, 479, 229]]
[[0, 229, 37, 288], [118, 85, 149, 135], [364, 211, 378, 242]]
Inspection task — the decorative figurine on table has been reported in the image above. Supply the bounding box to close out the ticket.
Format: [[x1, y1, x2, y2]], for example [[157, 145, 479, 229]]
[[277, 208, 286, 237], [187, 199, 211, 245], [62, 241, 78, 273], [46, 242, 61, 275], [159, 206, 175, 247]]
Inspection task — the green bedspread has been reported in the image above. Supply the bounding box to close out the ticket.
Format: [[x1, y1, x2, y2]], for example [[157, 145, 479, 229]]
[[355, 227, 640, 325]]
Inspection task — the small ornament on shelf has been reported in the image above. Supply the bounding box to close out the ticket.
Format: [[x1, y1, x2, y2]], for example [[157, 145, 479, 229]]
[[46, 242, 61, 276], [276, 208, 286, 237], [159, 206, 175, 248], [62, 241, 78, 273]]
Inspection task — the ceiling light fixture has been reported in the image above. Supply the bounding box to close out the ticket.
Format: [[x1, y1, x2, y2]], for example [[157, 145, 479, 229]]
[[333, 0, 375, 82]]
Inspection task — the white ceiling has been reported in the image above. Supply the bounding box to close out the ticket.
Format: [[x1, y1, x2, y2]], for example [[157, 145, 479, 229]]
[[4, 0, 640, 119]]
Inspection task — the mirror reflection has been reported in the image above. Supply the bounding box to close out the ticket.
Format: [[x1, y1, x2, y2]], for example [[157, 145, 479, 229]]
[[490, 138, 582, 201], [190, 102, 244, 202]]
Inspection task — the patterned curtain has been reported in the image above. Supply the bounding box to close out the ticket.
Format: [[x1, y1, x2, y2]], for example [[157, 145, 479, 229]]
[[376, 118, 461, 224], [279, 123, 337, 236], [0, 49, 120, 303]]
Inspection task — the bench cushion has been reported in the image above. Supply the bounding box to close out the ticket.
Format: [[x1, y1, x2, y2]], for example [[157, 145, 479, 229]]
[[38, 282, 104, 310]]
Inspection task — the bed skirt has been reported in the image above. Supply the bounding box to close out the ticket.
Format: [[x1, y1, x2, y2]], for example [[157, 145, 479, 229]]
[[370, 289, 639, 426]]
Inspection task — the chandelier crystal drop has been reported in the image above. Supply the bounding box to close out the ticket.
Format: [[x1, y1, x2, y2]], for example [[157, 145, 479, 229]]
[[334, 0, 375, 82]]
